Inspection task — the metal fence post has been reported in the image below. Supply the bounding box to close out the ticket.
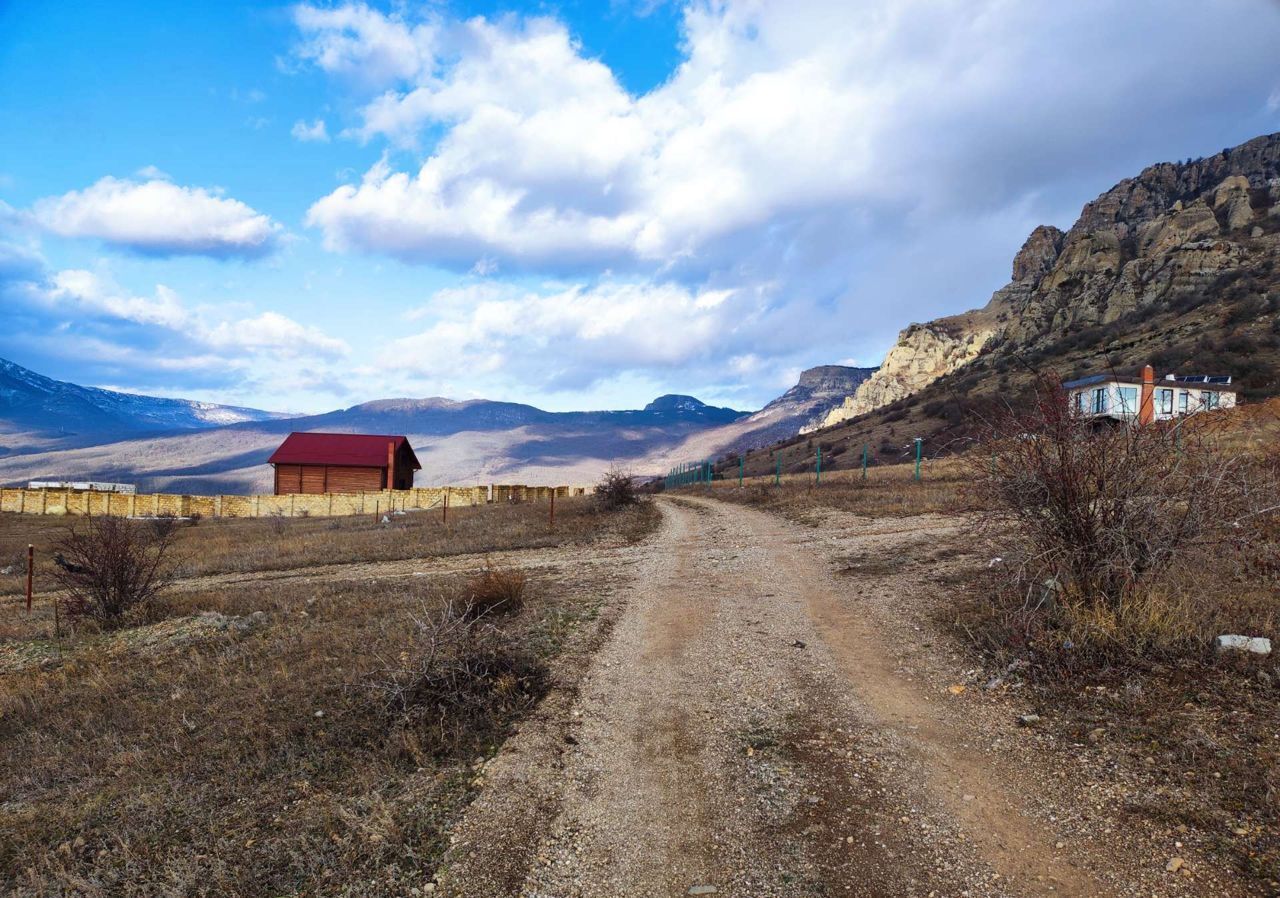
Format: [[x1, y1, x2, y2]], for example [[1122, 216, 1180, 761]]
[[738, 455, 744, 486], [816, 446, 822, 485], [775, 453, 781, 486], [914, 438, 923, 482], [862, 444, 868, 480], [25, 544, 33, 613]]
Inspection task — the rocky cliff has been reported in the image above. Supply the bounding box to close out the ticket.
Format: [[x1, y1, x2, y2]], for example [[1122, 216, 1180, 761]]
[[817, 132, 1280, 426], [813, 318, 995, 429]]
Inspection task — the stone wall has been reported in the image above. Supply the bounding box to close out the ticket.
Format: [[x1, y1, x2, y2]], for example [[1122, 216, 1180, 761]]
[[0, 483, 592, 518]]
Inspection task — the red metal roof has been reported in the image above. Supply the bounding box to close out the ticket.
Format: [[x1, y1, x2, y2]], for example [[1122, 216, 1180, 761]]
[[267, 432, 422, 470]]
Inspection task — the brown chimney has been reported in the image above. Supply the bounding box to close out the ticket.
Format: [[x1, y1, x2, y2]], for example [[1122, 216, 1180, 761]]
[[1138, 364, 1155, 425], [387, 440, 396, 490]]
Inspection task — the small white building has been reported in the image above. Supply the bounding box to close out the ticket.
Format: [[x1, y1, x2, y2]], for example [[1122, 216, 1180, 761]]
[[1063, 365, 1237, 424], [27, 480, 137, 494]]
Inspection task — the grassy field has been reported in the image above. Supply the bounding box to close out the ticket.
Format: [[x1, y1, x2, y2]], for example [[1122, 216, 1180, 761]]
[[667, 457, 971, 521], [0, 497, 659, 897], [0, 496, 651, 597]]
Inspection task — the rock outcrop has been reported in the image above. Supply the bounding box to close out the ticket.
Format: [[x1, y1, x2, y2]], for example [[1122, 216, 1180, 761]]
[[817, 132, 1280, 426], [813, 322, 994, 428], [733, 364, 876, 443]]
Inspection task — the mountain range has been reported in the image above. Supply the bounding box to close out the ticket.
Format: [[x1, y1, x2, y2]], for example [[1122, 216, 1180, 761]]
[[6, 130, 1278, 492], [734, 131, 1280, 477], [0, 358, 872, 492]]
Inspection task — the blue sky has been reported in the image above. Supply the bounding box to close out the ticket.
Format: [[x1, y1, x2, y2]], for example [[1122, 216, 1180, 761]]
[[2, 0, 1279, 414]]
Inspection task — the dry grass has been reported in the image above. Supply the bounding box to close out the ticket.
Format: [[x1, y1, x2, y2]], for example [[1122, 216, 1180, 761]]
[[0, 496, 655, 594], [0, 499, 658, 896], [689, 459, 971, 522]]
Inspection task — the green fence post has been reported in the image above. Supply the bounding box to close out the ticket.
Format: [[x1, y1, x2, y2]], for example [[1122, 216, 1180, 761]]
[[914, 438, 923, 482], [861, 444, 868, 480], [738, 455, 744, 486]]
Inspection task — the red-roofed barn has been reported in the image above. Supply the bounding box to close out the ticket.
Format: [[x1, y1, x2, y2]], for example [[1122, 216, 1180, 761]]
[[267, 433, 421, 495]]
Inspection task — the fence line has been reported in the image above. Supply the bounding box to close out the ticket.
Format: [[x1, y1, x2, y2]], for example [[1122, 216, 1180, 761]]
[[0, 483, 592, 519]]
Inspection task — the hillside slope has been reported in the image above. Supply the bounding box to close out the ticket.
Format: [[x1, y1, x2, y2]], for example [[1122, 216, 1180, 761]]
[[730, 132, 1280, 477], [0, 358, 286, 454], [0, 359, 870, 492], [0, 380, 750, 492]]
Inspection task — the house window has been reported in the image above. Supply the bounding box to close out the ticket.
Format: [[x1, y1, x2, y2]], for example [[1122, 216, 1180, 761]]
[[1118, 386, 1138, 415], [1202, 391, 1220, 410], [1073, 391, 1085, 414], [1178, 392, 1189, 414], [1092, 388, 1108, 414], [1159, 389, 1174, 415]]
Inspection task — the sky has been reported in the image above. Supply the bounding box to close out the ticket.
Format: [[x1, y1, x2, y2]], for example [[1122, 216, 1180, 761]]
[[1, 1, 1279, 415]]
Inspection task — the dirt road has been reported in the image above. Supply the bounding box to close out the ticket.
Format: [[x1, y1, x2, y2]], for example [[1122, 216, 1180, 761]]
[[437, 496, 1253, 898]]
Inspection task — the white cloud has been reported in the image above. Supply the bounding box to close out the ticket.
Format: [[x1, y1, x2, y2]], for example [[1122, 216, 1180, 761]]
[[285, 0, 1280, 406], [294, 0, 1280, 276], [135, 165, 171, 180], [386, 279, 759, 389], [32, 176, 282, 258], [13, 264, 348, 367], [46, 270, 191, 329], [206, 311, 349, 358], [292, 2, 438, 88], [292, 118, 331, 142]]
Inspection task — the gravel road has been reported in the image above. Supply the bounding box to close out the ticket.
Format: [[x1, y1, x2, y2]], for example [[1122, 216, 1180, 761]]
[[433, 496, 1253, 897]]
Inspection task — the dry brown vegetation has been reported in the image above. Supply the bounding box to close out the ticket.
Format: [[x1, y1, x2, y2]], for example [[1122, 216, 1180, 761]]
[[960, 384, 1280, 667], [0, 496, 652, 596], [682, 459, 970, 522], [938, 387, 1280, 885], [0, 498, 658, 896]]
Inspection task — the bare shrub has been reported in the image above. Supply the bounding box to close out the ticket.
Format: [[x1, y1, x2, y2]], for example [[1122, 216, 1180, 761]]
[[967, 377, 1279, 662], [595, 468, 639, 511], [463, 566, 527, 618], [363, 598, 546, 760], [148, 512, 180, 539], [267, 512, 287, 535], [53, 516, 176, 628]]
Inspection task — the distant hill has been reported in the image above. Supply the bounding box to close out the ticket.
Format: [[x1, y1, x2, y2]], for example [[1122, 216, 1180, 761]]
[[0, 357, 286, 455], [0, 359, 882, 492], [724, 131, 1280, 478], [0, 363, 754, 492]]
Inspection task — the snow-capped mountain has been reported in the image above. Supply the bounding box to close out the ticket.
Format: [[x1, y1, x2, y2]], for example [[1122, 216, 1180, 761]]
[[0, 357, 286, 450]]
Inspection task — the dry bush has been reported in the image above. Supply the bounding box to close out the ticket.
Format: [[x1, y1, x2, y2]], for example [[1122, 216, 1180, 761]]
[[964, 378, 1280, 665], [148, 511, 180, 539], [53, 515, 176, 628], [595, 468, 640, 511], [363, 597, 547, 761], [463, 566, 527, 618]]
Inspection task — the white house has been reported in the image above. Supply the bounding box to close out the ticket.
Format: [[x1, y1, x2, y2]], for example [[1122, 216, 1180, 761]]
[[1063, 365, 1237, 424]]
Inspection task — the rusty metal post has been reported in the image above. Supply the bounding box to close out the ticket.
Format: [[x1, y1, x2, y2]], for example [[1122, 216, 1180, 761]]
[[549, 488, 555, 530], [443, 488, 449, 524], [26, 544, 34, 612]]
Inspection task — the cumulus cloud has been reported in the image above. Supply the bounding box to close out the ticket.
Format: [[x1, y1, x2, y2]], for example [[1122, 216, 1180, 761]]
[[0, 246, 349, 399], [296, 0, 1280, 282], [278, 0, 1280, 405], [385, 279, 777, 391], [32, 176, 282, 259], [206, 311, 348, 358], [292, 118, 330, 142]]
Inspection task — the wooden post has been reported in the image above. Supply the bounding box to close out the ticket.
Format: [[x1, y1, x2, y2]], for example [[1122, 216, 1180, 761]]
[[549, 488, 555, 530], [442, 488, 449, 524], [26, 544, 34, 612], [374, 499, 379, 524]]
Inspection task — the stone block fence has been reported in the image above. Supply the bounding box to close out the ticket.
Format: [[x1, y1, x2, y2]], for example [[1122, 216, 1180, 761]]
[[0, 484, 592, 519]]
